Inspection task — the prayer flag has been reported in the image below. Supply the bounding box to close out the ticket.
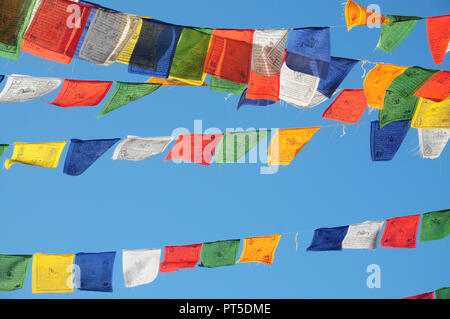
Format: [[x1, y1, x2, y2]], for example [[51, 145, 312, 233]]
[[0, 254, 32, 291], [370, 120, 410, 161], [0, 144, 9, 157], [317, 57, 359, 98], [4, 141, 66, 170], [322, 89, 367, 123], [403, 291, 435, 299], [377, 15, 423, 53], [237, 88, 276, 110], [112, 136, 174, 161], [418, 129, 450, 159], [414, 71, 450, 102], [32, 253, 75, 293], [74, 252, 116, 292], [199, 240, 240, 268], [251, 29, 288, 76], [122, 248, 161, 288], [411, 97, 450, 129], [344, 0, 390, 30], [342, 221, 385, 250], [426, 15, 450, 65], [74, 7, 97, 59], [380, 214, 421, 248], [50, 79, 113, 107], [148, 76, 205, 87], [307, 226, 349, 251], [209, 76, 246, 95], [238, 234, 281, 265], [419, 209, 450, 242], [159, 244, 202, 273], [435, 287, 450, 299], [245, 69, 280, 101], [116, 17, 143, 64], [0, 75, 62, 103]]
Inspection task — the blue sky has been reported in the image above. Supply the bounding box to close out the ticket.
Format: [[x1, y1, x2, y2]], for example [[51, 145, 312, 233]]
[[0, 0, 448, 299]]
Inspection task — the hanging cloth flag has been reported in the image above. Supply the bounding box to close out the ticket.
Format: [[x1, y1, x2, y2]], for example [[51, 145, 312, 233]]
[[268, 127, 320, 166], [209, 76, 246, 95], [411, 97, 450, 129], [403, 291, 435, 299], [341, 221, 385, 250], [426, 15, 450, 65], [4, 141, 66, 170], [363, 63, 408, 109], [116, 17, 143, 64], [122, 248, 161, 288], [168, 27, 212, 82], [0, 254, 32, 291], [285, 27, 331, 79], [112, 136, 174, 161], [164, 133, 223, 166], [317, 57, 359, 98], [159, 244, 202, 273], [419, 209, 450, 242], [199, 239, 240, 268], [0, 0, 37, 60], [418, 129, 450, 159], [0, 144, 9, 158], [203, 29, 255, 84], [0, 75, 62, 103], [245, 69, 280, 101], [238, 234, 281, 265], [376, 15, 423, 53], [148, 76, 206, 87], [98, 82, 161, 117], [215, 130, 270, 164], [21, 0, 92, 64], [435, 287, 450, 299], [413, 71, 450, 102], [251, 30, 288, 76], [237, 88, 276, 110], [380, 214, 421, 248], [74, 252, 116, 292], [370, 120, 410, 161], [50, 79, 113, 107], [74, 7, 97, 59], [344, 0, 390, 30], [322, 89, 367, 123], [307, 226, 349, 251], [128, 19, 183, 78], [32, 253, 75, 293]]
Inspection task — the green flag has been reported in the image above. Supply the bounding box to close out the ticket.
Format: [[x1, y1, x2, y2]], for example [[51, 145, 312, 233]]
[[435, 287, 450, 299], [215, 130, 271, 164], [199, 239, 240, 268], [98, 82, 161, 117], [0, 144, 9, 157], [0, 254, 32, 291], [419, 209, 450, 242], [209, 76, 247, 95], [377, 15, 423, 53]]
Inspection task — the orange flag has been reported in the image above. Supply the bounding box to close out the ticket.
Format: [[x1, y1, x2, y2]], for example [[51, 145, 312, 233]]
[[414, 70, 450, 102], [238, 234, 282, 265], [426, 15, 450, 65], [322, 89, 367, 123], [245, 70, 280, 101], [50, 80, 113, 107], [345, 0, 390, 30]]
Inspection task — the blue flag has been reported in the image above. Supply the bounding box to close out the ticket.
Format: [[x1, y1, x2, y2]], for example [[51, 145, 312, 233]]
[[307, 226, 349, 251], [237, 89, 276, 110], [63, 138, 120, 176], [74, 252, 116, 292], [370, 120, 410, 161], [317, 57, 359, 98]]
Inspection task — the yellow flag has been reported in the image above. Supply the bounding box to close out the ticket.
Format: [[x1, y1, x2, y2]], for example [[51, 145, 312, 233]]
[[268, 127, 320, 166], [238, 234, 282, 265], [32, 253, 75, 293], [4, 142, 66, 170], [411, 97, 450, 129], [345, 0, 390, 30], [147, 76, 208, 86], [116, 17, 147, 64]]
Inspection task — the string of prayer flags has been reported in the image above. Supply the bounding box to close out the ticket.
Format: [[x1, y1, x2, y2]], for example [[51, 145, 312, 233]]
[[32, 253, 75, 293], [403, 291, 435, 299], [370, 120, 410, 161], [411, 97, 450, 129], [237, 88, 276, 110], [209, 76, 246, 95], [317, 57, 359, 98], [112, 136, 174, 161], [285, 27, 331, 79], [380, 214, 421, 248], [0, 254, 32, 291], [418, 129, 450, 159], [0, 75, 63, 103], [63, 138, 120, 176], [344, 0, 390, 30], [215, 130, 270, 164], [426, 15, 450, 65], [164, 133, 223, 166], [0, 0, 37, 60], [238, 234, 281, 265], [98, 82, 161, 117], [307, 226, 349, 251], [74, 252, 116, 292], [199, 239, 240, 268], [436, 287, 450, 299], [122, 248, 161, 288], [268, 127, 320, 165], [322, 89, 367, 123], [377, 15, 423, 53], [21, 0, 92, 64], [419, 209, 450, 242], [50, 79, 113, 107], [159, 244, 202, 273], [4, 141, 66, 170], [251, 30, 288, 76], [0, 144, 9, 158], [413, 71, 450, 102], [203, 29, 255, 84], [341, 221, 385, 250], [116, 17, 143, 65]]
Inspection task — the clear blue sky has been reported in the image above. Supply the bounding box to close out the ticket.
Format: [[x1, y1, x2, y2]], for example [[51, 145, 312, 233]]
[[0, 0, 448, 299]]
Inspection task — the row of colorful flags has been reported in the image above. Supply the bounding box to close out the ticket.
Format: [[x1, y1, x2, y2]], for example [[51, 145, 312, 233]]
[[0, 209, 448, 293]]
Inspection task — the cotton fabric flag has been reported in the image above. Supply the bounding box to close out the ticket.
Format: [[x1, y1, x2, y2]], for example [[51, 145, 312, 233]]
[[251, 29, 288, 76], [4, 141, 66, 170], [237, 89, 276, 110], [74, 252, 115, 292], [0, 144, 9, 158], [414, 71, 450, 102], [199, 240, 240, 268], [148, 76, 206, 87], [203, 29, 255, 84], [341, 221, 385, 250], [419, 209, 450, 242], [209, 76, 246, 95], [122, 248, 161, 288], [376, 15, 423, 53], [0, 254, 32, 291], [380, 214, 421, 248], [0, 75, 62, 103], [322, 89, 367, 123], [50, 80, 112, 107], [32, 253, 75, 293], [370, 120, 410, 161], [74, 7, 97, 59], [98, 82, 161, 117], [435, 287, 450, 299], [426, 15, 450, 65], [307, 226, 349, 251], [63, 138, 120, 176], [317, 57, 359, 98], [112, 136, 174, 161], [245, 69, 280, 101], [285, 27, 330, 79], [418, 129, 450, 159], [0, 0, 37, 60], [159, 244, 202, 273], [344, 0, 390, 30], [238, 234, 281, 265], [116, 17, 143, 64], [215, 130, 270, 164], [164, 133, 223, 166], [411, 97, 450, 129], [403, 291, 435, 299], [21, 0, 92, 64], [268, 127, 320, 165]]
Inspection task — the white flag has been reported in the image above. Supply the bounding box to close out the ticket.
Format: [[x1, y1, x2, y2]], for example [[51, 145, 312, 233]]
[[418, 129, 450, 159], [122, 248, 161, 288], [112, 136, 174, 161], [279, 62, 320, 107], [0, 75, 62, 103], [342, 220, 385, 250]]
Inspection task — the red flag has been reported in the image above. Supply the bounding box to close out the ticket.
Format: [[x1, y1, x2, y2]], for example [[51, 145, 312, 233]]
[[159, 244, 202, 273], [426, 14, 450, 65], [414, 71, 450, 102], [403, 291, 435, 299], [51, 80, 113, 107], [245, 70, 280, 101], [322, 89, 367, 123], [381, 215, 421, 248]]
